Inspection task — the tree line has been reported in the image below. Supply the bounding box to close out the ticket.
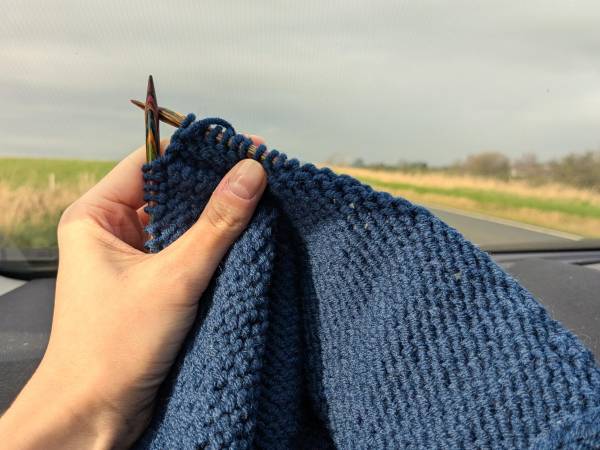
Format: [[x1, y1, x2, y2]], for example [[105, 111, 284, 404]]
[[347, 149, 600, 190]]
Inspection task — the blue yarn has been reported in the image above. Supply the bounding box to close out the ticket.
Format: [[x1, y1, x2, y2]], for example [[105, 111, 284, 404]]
[[136, 114, 600, 449]]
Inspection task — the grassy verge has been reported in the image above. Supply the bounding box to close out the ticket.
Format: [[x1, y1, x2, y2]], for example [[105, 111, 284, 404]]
[[2, 157, 600, 247], [328, 166, 600, 238], [359, 177, 600, 219], [0, 158, 118, 248]]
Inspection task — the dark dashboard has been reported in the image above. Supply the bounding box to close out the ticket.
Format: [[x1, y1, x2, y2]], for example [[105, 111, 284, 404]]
[[1, 247, 600, 414]]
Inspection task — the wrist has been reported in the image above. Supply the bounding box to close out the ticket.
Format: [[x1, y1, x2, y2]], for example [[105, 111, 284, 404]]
[[0, 359, 125, 450]]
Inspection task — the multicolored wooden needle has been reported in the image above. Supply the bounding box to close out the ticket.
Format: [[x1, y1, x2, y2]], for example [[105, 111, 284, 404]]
[[132, 99, 184, 128], [131, 99, 280, 164], [144, 76, 160, 228], [135, 77, 286, 250], [145, 76, 160, 165]]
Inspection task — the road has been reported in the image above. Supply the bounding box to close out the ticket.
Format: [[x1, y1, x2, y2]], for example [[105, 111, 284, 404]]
[[417, 202, 583, 248]]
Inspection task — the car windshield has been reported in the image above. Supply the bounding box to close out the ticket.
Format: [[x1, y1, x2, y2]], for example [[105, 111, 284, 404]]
[[2, 1, 600, 269]]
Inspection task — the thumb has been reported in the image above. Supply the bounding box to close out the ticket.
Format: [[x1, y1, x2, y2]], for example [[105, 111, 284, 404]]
[[156, 158, 268, 295]]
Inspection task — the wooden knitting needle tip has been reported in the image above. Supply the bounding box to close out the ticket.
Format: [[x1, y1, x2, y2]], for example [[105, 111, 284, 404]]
[[145, 76, 160, 165], [131, 99, 281, 164], [132, 99, 184, 128], [144, 76, 160, 228]]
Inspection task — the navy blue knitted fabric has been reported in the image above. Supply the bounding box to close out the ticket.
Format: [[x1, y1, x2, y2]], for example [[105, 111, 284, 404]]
[[135, 115, 600, 449]]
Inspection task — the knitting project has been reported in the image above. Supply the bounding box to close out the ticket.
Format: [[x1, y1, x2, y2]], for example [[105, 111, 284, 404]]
[[135, 115, 600, 449]]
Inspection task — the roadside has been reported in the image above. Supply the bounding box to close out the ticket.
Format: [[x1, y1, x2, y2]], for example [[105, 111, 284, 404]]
[[2, 157, 600, 248], [327, 165, 600, 239]]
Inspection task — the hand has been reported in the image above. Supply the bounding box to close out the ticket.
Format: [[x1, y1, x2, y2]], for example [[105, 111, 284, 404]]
[[0, 136, 268, 449]]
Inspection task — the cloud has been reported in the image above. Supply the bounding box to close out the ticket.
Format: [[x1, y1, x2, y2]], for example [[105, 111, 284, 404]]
[[1, 0, 599, 165]]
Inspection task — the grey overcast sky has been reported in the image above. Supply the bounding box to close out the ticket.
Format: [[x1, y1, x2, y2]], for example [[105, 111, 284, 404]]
[[1, 0, 600, 166]]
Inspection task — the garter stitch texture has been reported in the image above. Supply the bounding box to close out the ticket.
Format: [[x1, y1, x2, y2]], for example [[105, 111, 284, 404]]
[[135, 115, 600, 449]]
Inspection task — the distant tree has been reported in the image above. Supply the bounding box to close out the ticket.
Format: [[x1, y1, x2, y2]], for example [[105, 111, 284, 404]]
[[512, 153, 544, 178], [351, 158, 365, 168], [465, 151, 510, 179], [448, 159, 465, 174], [396, 159, 427, 171], [514, 152, 538, 168], [549, 150, 600, 190]]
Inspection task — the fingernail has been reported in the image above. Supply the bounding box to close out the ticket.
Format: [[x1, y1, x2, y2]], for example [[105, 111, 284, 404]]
[[228, 160, 265, 200]]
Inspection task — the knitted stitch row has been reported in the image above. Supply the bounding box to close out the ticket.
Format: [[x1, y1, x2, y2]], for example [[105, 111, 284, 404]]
[[135, 115, 600, 449]]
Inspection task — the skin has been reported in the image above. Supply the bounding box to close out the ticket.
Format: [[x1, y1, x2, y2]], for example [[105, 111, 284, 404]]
[[0, 135, 268, 449]]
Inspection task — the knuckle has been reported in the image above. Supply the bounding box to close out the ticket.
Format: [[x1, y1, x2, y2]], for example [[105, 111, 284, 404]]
[[56, 199, 97, 242], [57, 202, 82, 237], [205, 198, 245, 234], [58, 201, 77, 226]]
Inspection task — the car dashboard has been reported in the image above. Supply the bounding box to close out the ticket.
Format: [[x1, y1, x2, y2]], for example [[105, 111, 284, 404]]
[[1, 247, 600, 414]]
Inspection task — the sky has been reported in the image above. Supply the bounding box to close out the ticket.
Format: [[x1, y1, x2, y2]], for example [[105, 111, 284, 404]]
[[1, 0, 600, 166]]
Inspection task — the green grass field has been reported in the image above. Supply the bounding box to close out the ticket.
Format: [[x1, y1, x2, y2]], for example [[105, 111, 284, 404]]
[[357, 177, 600, 220], [2, 157, 600, 248], [330, 166, 600, 239], [0, 158, 118, 248], [0, 157, 118, 189]]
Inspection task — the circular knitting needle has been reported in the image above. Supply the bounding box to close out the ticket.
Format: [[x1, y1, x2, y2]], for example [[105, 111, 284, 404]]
[[131, 99, 280, 164], [144, 76, 160, 226]]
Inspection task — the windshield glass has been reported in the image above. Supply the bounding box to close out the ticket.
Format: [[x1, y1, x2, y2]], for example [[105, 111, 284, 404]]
[[2, 1, 600, 261]]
